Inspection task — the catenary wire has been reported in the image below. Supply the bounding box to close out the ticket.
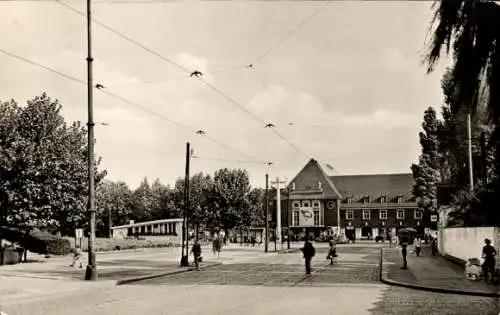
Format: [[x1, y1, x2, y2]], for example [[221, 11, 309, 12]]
[[250, 0, 333, 66], [0, 47, 264, 163], [55, 0, 311, 160]]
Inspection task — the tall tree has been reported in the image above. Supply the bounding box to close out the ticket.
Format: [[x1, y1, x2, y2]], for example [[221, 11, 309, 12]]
[[208, 168, 251, 236], [247, 188, 265, 227], [0, 94, 107, 234], [95, 180, 133, 237], [411, 107, 441, 215], [130, 177, 154, 222]]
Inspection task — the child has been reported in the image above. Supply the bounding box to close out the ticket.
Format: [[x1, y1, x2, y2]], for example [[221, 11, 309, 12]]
[[70, 246, 83, 268], [326, 237, 337, 265]]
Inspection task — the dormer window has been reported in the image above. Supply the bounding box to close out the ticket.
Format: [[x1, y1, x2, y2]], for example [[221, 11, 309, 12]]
[[347, 197, 352, 204], [291, 182, 296, 190], [397, 196, 403, 203], [318, 181, 323, 190], [380, 196, 385, 203], [364, 196, 371, 203]]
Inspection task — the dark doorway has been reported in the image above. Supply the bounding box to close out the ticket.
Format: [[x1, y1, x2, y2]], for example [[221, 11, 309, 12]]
[[361, 226, 373, 239]]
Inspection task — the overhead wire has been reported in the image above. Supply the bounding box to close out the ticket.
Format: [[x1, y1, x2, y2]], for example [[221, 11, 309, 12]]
[[0, 47, 264, 163], [192, 156, 272, 166], [1, 0, 440, 3], [250, 0, 333, 66], [56, 0, 311, 160], [105, 65, 245, 87]]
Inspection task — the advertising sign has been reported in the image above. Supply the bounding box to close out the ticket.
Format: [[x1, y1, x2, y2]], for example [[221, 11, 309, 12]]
[[299, 207, 315, 226]]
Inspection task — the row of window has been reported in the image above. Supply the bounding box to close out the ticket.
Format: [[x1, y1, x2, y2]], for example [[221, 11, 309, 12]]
[[345, 209, 423, 220], [126, 222, 178, 236], [345, 196, 403, 204], [291, 197, 406, 208], [292, 200, 321, 208]]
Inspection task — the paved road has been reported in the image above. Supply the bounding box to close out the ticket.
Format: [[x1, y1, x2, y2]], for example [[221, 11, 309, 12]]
[[2, 245, 498, 315]]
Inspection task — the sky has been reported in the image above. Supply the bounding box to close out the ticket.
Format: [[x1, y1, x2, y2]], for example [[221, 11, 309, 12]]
[[0, 0, 452, 190]]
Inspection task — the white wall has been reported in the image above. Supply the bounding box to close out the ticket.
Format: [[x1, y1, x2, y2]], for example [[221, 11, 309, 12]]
[[439, 226, 500, 269]]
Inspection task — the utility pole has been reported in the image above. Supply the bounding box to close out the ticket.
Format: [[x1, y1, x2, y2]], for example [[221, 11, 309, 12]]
[[84, 0, 97, 281], [180, 142, 190, 267], [271, 177, 286, 250], [264, 174, 269, 253], [480, 132, 487, 187], [467, 113, 474, 193], [108, 208, 112, 238]]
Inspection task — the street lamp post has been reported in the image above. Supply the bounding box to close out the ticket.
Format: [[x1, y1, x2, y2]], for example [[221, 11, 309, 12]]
[[180, 142, 190, 267], [84, 0, 97, 281]]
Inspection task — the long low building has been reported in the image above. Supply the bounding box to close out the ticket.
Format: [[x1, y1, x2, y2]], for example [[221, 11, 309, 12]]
[[111, 218, 184, 243], [271, 159, 427, 241]]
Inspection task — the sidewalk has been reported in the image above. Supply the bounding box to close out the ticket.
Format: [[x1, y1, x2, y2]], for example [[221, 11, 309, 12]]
[[1, 245, 264, 304], [0, 246, 232, 282], [380, 245, 499, 297]]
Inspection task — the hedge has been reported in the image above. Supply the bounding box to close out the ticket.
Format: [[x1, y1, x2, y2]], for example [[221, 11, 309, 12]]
[[22, 230, 72, 256], [64, 237, 179, 252]]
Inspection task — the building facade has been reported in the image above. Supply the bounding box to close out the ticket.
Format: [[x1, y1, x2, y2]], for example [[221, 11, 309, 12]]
[[272, 159, 423, 240], [111, 218, 184, 243]]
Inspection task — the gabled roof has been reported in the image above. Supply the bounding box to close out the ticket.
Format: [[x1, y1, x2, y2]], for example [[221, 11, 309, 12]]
[[329, 173, 414, 201], [287, 158, 342, 199]]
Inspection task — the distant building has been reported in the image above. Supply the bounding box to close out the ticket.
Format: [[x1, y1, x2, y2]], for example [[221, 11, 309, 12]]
[[271, 159, 424, 240], [111, 218, 184, 243]]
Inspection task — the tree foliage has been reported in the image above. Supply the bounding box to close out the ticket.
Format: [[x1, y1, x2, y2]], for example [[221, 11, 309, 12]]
[[411, 107, 441, 215], [424, 1, 500, 226], [0, 94, 107, 234]]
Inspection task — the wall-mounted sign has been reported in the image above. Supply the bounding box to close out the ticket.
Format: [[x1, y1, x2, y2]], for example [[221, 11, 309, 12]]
[[299, 207, 315, 226], [327, 201, 335, 210], [430, 215, 438, 222]]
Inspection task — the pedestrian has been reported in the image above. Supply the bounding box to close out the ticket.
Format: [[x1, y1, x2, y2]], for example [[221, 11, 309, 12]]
[[431, 237, 438, 256], [482, 238, 497, 283], [191, 238, 202, 271], [212, 237, 220, 257], [300, 237, 316, 275], [326, 237, 337, 265], [69, 246, 83, 268], [400, 241, 408, 269], [414, 237, 422, 257], [388, 231, 392, 247]]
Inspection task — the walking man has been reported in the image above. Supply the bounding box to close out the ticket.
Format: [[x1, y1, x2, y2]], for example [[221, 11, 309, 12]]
[[300, 237, 316, 275], [482, 238, 497, 283], [400, 241, 408, 269], [191, 238, 202, 271], [414, 237, 422, 257]]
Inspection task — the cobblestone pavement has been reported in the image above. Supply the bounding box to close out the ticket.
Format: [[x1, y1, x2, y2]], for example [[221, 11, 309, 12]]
[[134, 246, 381, 287], [370, 286, 499, 315]]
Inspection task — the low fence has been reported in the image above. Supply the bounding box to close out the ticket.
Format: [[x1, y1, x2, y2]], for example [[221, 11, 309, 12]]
[[438, 226, 500, 269]]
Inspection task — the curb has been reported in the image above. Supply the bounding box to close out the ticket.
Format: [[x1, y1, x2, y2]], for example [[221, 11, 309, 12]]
[[116, 262, 223, 285], [379, 248, 500, 298], [277, 249, 300, 254]]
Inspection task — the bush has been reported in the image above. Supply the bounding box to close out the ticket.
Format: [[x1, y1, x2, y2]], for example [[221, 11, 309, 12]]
[[22, 230, 72, 256], [0, 247, 24, 265], [63, 236, 179, 252]]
